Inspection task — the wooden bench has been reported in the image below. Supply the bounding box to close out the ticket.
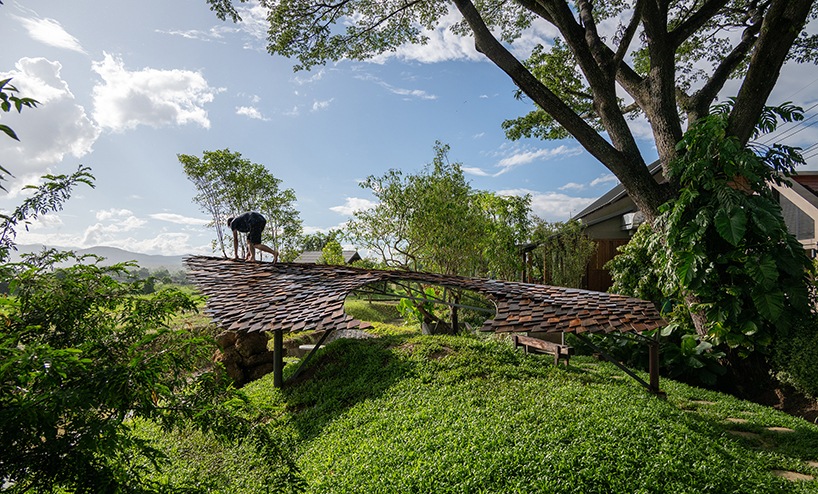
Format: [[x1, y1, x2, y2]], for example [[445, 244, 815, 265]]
[[512, 334, 575, 366]]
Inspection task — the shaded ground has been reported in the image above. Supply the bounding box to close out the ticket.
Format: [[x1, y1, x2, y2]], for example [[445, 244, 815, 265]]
[[755, 385, 818, 424]]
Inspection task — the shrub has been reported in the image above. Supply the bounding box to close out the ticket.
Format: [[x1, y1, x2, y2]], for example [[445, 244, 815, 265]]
[[772, 313, 818, 397], [0, 250, 303, 492]]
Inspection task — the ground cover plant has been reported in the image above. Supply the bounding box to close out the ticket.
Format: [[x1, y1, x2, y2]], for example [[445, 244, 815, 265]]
[[132, 327, 818, 493], [342, 299, 402, 324]]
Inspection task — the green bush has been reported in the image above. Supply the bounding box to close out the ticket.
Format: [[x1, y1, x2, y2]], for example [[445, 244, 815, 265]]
[[773, 313, 818, 397], [0, 251, 303, 493]]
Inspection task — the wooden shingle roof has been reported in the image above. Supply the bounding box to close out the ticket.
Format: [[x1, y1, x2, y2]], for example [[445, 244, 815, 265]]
[[185, 256, 665, 335]]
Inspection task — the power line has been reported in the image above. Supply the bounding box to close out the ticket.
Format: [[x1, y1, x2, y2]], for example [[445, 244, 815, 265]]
[[757, 101, 818, 145]]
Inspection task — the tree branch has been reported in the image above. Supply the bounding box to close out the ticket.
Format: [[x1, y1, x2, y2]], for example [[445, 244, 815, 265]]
[[686, 17, 762, 122], [453, 0, 671, 219], [668, 0, 732, 49], [613, 0, 644, 70], [727, 0, 813, 145]]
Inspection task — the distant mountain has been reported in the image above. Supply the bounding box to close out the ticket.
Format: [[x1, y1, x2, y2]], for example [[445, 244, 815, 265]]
[[10, 244, 191, 271]]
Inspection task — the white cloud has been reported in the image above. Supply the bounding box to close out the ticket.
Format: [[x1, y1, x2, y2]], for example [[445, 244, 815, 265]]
[[558, 173, 619, 191], [460, 166, 492, 177], [354, 74, 437, 100], [295, 69, 326, 85], [150, 213, 208, 225], [156, 27, 232, 42], [95, 208, 133, 221], [91, 53, 222, 132], [303, 222, 349, 235], [330, 197, 378, 216], [499, 188, 596, 221], [14, 15, 87, 54], [590, 173, 619, 187], [234, 4, 271, 47], [312, 99, 333, 111], [473, 132, 484, 139], [119, 233, 210, 256], [558, 182, 586, 191], [0, 57, 100, 194], [284, 106, 299, 116], [496, 146, 583, 172], [463, 145, 584, 177], [236, 106, 267, 120], [506, 17, 560, 60], [376, 10, 483, 64], [12, 212, 65, 232], [74, 225, 207, 255], [366, 10, 556, 65]]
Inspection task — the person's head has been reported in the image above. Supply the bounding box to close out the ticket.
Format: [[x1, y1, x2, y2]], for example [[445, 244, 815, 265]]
[[227, 216, 235, 229]]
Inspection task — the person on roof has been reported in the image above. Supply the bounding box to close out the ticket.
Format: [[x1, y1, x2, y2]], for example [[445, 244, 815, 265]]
[[227, 211, 279, 262]]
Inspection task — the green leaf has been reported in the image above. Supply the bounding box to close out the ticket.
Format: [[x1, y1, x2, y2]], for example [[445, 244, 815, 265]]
[[745, 254, 778, 289], [714, 207, 746, 246], [0, 124, 18, 140], [750, 204, 780, 235], [751, 288, 785, 322], [741, 320, 759, 336]]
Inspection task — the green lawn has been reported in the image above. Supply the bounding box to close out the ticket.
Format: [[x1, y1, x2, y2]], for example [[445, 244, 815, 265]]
[[343, 299, 403, 324], [131, 327, 818, 493]]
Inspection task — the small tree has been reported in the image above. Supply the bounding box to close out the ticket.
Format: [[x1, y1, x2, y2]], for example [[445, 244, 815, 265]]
[[301, 229, 342, 252], [320, 240, 345, 265], [531, 218, 596, 289], [346, 142, 529, 278], [179, 149, 303, 259]]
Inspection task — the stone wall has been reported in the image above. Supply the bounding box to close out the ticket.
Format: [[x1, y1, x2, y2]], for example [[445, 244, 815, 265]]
[[213, 330, 275, 386]]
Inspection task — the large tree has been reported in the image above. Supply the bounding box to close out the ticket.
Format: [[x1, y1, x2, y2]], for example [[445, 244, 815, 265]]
[[179, 149, 303, 260], [206, 0, 816, 225]]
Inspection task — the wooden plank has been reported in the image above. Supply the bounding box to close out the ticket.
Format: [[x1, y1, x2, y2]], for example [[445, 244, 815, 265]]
[[513, 334, 574, 366]]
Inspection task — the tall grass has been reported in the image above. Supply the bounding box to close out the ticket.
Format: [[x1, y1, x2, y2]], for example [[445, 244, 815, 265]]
[[130, 330, 818, 493]]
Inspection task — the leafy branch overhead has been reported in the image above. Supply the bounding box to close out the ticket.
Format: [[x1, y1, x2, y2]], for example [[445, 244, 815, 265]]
[[208, 0, 817, 225], [0, 77, 38, 141], [0, 77, 40, 188]]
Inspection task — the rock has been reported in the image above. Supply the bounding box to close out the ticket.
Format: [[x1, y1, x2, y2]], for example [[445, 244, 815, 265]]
[[248, 362, 274, 381], [245, 350, 275, 367], [215, 330, 238, 349], [235, 331, 269, 358], [221, 361, 245, 385], [214, 346, 241, 365]]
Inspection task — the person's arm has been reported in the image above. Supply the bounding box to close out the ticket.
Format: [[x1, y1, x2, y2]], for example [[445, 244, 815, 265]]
[[233, 229, 239, 260]]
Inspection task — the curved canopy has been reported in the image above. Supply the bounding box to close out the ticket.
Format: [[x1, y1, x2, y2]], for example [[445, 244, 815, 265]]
[[185, 256, 665, 336]]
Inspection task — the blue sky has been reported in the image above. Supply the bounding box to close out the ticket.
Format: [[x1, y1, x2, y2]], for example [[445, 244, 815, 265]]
[[2, 0, 817, 257]]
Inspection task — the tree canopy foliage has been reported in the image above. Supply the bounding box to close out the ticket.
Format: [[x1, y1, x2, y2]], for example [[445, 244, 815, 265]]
[[206, 0, 817, 223], [345, 142, 530, 280], [179, 149, 303, 260], [530, 218, 596, 289]]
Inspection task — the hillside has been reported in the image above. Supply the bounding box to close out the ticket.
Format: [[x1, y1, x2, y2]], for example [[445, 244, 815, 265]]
[[131, 329, 818, 493], [9, 244, 189, 271]]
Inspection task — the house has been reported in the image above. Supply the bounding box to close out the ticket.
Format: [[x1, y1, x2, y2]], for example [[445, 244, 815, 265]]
[[575, 165, 818, 292], [574, 161, 663, 292], [294, 250, 362, 264]]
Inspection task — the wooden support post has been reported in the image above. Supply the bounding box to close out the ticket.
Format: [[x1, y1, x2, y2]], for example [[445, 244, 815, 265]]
[[273, 328, 283, 388], [527, 251, 533, 284], [649, 340, 660, 394]]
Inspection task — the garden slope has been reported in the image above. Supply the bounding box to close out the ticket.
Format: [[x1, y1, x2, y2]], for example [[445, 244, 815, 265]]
[[146, 334, 818, 493]]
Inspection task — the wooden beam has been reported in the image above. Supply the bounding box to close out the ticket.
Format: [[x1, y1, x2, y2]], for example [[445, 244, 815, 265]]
[[273, 328, 283, 388]]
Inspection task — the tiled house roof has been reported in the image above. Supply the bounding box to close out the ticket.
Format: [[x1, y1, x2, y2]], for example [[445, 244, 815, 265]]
[[185, 256, 666, 336]]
